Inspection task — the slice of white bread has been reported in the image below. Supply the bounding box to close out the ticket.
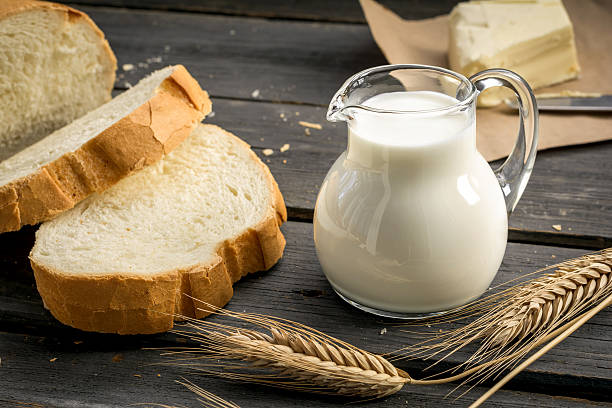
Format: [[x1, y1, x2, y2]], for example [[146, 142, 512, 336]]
[[0, 0, 117, 159], [0, 65, 211, 234], [30, 124, 287, 334]]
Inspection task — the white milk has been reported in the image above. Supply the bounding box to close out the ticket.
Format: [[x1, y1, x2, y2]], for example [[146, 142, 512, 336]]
[[314, 91, 508, 314]]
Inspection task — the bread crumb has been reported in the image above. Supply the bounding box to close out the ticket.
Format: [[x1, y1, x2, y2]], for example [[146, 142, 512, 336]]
[[551, 254, 556, 258], [73, 340, 83, 345], [280, 144, 290, 152], [112, 353, 124, 363], [49, 358, 57, 362], [123, 81, 132, 89], [133, 374, 141, 378], [304, 128, 311, 136], [379, 328, 387, 335], [282, 159, 287, 164], [260, 137, 265, 142], [208, 111, 216, 118], [157, 374, 161, 377], [552, 224, 562, 231], [262, 149, 274, 156], [299, 121, 322, 130], [251, 89, 260, 98], [280, 113, 285, 118], [295, 112, 300, 116], [122, 63, 134, 71], [229, 29, 236, 36]]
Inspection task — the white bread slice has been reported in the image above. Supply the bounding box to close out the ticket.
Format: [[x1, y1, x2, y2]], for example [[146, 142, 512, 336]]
[[30, 124, 287, 334], [0, 65, 211, 234], [0, 0, 117, 159]]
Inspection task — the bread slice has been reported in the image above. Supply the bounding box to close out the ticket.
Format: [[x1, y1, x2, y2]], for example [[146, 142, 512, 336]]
[[30, 124, 287, 334], [0, 0, 117, 159], [0, 65, 211, 234]]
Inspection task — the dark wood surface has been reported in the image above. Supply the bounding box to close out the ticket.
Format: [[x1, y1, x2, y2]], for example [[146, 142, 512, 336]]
[[2, 1, 611, 407], [81, 4, 612, 246], [67, 0, 460, 23]]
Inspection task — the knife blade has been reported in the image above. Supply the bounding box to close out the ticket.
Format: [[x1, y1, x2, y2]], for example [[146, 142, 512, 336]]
[[505, 95, 612, 112]]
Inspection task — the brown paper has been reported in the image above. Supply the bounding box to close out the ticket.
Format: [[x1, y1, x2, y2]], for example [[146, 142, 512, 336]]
[[360, 0, 612, 161]]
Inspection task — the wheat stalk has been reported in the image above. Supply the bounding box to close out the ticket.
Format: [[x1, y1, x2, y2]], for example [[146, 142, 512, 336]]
[[142, 378, 240, 408], [177, 379, 241, 408]]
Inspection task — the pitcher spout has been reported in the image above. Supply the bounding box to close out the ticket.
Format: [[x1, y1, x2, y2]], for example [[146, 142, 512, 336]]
[[327, 90, 349, 122]]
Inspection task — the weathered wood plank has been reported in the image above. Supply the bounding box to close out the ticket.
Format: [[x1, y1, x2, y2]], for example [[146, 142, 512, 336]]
[[65, 0, 459, 23], [201, 98, 612, 245], [76, 6, 389, 105], [1, 222, 610, 401], [3, 331, 609, 408], [70, 6, 612, 243]]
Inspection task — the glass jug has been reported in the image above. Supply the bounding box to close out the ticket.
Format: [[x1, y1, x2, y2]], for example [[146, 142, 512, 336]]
[[314, 64, 538, 318]]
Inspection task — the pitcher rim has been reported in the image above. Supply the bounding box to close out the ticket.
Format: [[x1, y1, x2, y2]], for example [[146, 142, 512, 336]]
[[329, 64, 477, 118]]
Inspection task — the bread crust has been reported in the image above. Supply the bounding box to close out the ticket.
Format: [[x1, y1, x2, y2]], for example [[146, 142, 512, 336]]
[[0, 65, 211, 233], [30, 126, 287, 334], [0, 0, 117, 102]]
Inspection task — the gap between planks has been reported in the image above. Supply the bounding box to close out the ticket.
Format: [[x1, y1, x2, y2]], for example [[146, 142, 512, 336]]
[[285, 207, 612, 250]]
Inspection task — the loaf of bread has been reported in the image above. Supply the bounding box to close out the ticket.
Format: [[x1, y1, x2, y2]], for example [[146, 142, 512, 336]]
[[0, 65, 211, 233], [30, 124, 287, 334], [0, 0, 117, 159]]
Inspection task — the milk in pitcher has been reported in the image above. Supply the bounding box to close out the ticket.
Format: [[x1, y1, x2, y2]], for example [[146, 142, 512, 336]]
[[314, 91, 508, 314]]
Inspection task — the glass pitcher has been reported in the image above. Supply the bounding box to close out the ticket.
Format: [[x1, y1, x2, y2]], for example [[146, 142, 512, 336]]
[[314, 64, 538, 319]]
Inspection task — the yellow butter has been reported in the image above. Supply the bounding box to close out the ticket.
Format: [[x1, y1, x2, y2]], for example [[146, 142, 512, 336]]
[[449, 0, 580, 106]]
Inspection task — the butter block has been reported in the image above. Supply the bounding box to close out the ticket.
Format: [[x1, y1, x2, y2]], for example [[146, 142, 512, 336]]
[[449, 0, 580, 106]]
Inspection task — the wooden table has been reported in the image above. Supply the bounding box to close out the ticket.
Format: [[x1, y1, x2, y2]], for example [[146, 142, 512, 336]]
[[2, 1, 611, 407]]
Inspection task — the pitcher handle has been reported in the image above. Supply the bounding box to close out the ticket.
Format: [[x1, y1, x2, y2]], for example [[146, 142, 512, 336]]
[[470, 69, 539, 214]]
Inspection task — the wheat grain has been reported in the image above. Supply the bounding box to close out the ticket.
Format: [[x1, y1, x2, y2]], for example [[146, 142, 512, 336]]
[[208, 328, 408, 398], [486, 254, 611, 348]]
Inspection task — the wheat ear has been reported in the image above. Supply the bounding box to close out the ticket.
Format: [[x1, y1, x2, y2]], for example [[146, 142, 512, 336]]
[[388, 248, 612, 392], [470, 292, 612, 408], [161, 305, 410, 399], [486, 251, 611, 348]]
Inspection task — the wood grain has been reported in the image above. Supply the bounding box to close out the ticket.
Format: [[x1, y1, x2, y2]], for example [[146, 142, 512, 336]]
[[1, 222, 610, 401], [201, 98, 612, 246], [78, 5, 389, 105], [81, 5, 612, 244], [2, 3, 610, 406], [65, 0, 460, 23], [2, 330, 609, 408]]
